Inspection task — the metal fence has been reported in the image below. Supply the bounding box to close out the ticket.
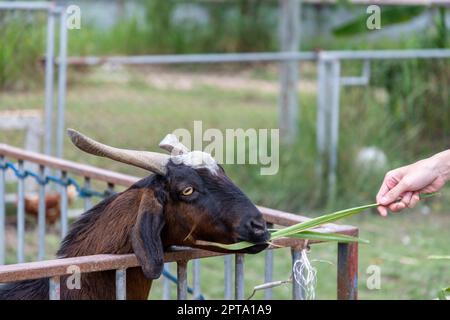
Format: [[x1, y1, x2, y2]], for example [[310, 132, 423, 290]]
[[0, 1, 68, 159], [0, 143, 359, 300]]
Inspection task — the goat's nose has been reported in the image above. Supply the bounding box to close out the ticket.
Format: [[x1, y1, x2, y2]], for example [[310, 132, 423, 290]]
[[249, 219, 266, 231], [248, 219, 268, 237]]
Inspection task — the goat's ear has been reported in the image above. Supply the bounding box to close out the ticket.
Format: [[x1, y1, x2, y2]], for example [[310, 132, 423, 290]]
[[131, 190, 165, 279]]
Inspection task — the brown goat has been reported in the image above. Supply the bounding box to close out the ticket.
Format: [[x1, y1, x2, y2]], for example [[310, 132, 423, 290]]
[[0, 130, 269, 300]]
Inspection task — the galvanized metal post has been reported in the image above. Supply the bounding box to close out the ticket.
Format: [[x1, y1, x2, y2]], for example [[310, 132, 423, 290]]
[[264, 249, 274, 299], [49, 276, 61, 300], [115, 268, 127, 300], [17, 161, 25, 263], [83, 177, 92, 212], [163, 263, 172, 300], [278, 0, 301, 144], [38, 165, 46, 260], [316, 56, 328, 195], [224, 255, 233, 300], [60, 171, 68, 239], [337, 241, 358, 300], [192, 259, 201, 299], [291, 248, 304, 300], [0, 156, 5, 265], [235, 254, 245, 300], [56, 8, 68, 159], [264, 223, 274, 300], [44, 8, 56, 156], [327, 60, 341, 205], [177, 260, 188, 300]]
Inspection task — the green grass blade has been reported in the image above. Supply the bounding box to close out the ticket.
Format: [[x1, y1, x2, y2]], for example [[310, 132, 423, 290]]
[[270, 203, 378, 240], [195, 239, 256, 250], [287, 230, 370, 244]]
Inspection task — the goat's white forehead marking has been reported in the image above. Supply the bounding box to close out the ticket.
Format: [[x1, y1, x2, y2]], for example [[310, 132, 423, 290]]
[[171, 151, 219, 174]]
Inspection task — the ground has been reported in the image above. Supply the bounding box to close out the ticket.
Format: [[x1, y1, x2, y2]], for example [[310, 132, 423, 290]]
[[0, 64, 449, 299]]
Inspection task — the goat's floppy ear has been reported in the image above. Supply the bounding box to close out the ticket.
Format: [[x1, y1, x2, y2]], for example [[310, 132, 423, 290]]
[[131, 190, 165, 279]]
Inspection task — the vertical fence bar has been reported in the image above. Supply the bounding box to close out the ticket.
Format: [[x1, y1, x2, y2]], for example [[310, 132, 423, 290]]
[[337, 240, 358, 300], [38, 165, 46, 260], [278, 0, 300, 144], [264, 223, 274, 300], [291, 248, 304, 300], [327, 60, 341, 205], [44, 8, 56, 156], [316, 56, 328, 193], [177, 260, 188, 300], [235, 254, 245, 300], [192, 259, 201, 299], [56, 8, 68, 159], [224, 255, 233, 300], [17, 160, 25, 263], [83, 177, 92, 212], [162, 263, 172, 300], [115, 268, 127, 300], [264, 249, 274, 300], [60, 171, 68, 239], [0, 156, 5, 264], [49, 276, 61, 300]]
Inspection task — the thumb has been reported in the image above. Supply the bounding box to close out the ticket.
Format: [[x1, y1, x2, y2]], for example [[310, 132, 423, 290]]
[[379, 180, 408, 205]]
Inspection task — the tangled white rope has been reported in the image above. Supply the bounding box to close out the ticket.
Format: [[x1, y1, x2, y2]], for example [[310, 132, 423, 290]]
[[293, 248, 317, 300]]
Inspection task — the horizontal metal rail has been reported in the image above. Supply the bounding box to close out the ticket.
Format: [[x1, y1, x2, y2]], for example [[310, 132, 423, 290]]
[[0, 144, 137, 186], [63, 52, 318, 66], [62, 49, 450, 67], [0, 1, 54, 10]]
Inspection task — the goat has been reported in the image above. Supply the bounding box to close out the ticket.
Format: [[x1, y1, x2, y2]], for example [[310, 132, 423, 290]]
[[0, 129, 269, 300]]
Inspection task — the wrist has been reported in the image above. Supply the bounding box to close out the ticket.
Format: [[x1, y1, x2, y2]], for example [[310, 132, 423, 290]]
[[430, 150, 450, 182]]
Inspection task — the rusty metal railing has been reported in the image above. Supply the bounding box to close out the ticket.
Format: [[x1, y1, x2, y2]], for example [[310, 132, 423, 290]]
[[0, 144, 358, 300]]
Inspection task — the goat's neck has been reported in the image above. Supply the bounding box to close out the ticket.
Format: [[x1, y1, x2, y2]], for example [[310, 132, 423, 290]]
[[57, 189, 142, 258]]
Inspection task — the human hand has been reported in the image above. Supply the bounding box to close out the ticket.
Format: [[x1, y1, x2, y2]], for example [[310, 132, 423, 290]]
[[376, 150, 450, 216]]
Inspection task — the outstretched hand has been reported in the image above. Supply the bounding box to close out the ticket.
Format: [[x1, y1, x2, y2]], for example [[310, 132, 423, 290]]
[[376, 150, 450, 216]]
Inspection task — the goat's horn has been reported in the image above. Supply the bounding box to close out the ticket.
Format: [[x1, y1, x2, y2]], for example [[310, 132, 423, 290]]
[[159, 134, 190, 155], [67, 129, 169, 175]]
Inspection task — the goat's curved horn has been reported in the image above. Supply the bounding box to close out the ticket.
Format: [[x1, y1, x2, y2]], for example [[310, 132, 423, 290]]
[[159, 134, 190, 155], [67, 129, 169, 175]]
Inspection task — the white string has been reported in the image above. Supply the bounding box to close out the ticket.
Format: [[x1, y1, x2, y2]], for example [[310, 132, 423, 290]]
[[293, 249, 317, 300]]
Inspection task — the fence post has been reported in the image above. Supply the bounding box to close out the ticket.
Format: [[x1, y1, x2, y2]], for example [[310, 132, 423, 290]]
[[115, 268, 127, 300], [327, 60, 341, 206], [49, 276, 61, 300], [44, 8, 56, 156], [38, 165, 46, 260], [235, 254, 245, 300], [60, 171, 68, 239], [337, 240, 358, 300], [224, 255, 233, 300], [291, 248, 304, 300], [17, 161, 25, 263], [278, 0, 301, 144], [56, 8, 68, 159], [177, 260, 188, 300]]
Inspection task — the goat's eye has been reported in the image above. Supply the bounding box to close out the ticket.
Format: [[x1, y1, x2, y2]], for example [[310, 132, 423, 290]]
[[181, 187, 194, 196]]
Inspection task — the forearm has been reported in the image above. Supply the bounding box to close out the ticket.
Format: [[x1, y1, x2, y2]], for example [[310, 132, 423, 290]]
[[430, 149, 450, 182]]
